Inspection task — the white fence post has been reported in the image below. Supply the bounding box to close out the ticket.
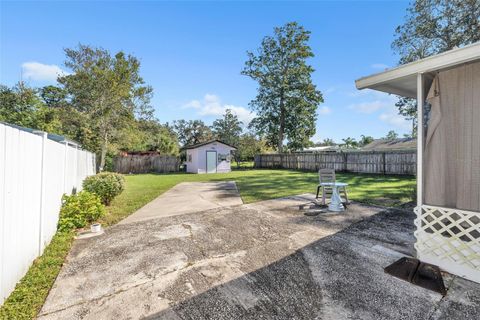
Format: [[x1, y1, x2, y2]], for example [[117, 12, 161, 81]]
[[63, 141, 68, 194], [0, 125, 5, 303], [37, 131, 48, 256], [0, 123, 96, 304], [74, 145, 78, 192]]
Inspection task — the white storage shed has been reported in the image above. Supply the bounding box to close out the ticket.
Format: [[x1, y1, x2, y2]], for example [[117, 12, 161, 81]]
[[185, 140, 236, 174], [356, 42, 480, 283]]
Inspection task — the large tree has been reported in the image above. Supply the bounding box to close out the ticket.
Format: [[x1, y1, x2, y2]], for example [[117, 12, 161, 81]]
[[384, 130, 399, 141], [242, 22, 323, 152], [341, 137, 358, 149], [173, 119, 213, 146], [0, 82, 98, 148], [359, 135, 374, 147], [0, 82, 64, 133], [392, 0, 480, 134], [58, 44, 154, 170], [233, 133, 269, 167], [211, 109, 243, 146], [0, 82, 42, 128], [40, 85, 68, 109], [136, 120, 179, 155], [314, 138, 336, 147]]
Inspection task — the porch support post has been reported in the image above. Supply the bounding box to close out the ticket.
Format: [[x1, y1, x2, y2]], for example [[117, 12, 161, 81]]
[[416, 73, 424, 207]]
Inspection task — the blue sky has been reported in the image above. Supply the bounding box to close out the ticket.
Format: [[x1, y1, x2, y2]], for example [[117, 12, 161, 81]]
[[0, 1, 412, 142]]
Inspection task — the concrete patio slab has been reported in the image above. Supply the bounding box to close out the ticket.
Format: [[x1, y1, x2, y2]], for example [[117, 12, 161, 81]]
[[38, 194, 480, 320], [120, 181, 243, 224]]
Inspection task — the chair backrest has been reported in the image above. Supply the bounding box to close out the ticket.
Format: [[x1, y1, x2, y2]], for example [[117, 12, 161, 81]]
[[319, 168, 336, 184]]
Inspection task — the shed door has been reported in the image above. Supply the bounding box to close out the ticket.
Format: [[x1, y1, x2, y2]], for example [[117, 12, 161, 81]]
[[206, 151, 217, 173]]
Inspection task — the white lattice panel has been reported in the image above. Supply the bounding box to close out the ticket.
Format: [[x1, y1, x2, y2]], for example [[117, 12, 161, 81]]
[[414, 205, 480, 283]]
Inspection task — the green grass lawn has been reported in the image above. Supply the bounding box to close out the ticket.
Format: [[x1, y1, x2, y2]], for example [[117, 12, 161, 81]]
[[0, 168, 415, 319], [232, 160, 255, 169], [103, 169, 416, 225], [0, 232, 75, 320]]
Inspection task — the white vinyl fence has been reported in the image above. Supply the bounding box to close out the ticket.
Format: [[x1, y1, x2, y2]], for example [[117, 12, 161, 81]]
[[0, 123, 96, 303]]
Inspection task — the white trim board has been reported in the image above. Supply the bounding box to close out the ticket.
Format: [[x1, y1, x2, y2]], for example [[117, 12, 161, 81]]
[[355, 42, 480, 98]]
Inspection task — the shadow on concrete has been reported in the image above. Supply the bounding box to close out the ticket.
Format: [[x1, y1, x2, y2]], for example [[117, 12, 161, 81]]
[[142, 209, 480, 320]]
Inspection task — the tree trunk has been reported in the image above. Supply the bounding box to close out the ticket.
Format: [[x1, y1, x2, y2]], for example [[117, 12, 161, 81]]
[[233, 152, 241, 169], [412, 119, 416, 138], [278, 95, 285, 153], [99, 132, 108, 172]]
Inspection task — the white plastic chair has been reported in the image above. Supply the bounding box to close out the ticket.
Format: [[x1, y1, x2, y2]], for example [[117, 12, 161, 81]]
[[316, 168, 349, 205]]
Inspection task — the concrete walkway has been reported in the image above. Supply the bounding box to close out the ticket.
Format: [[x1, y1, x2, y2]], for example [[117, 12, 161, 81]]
[[38, 192, 480, 319], [120, 181, 243, 224]]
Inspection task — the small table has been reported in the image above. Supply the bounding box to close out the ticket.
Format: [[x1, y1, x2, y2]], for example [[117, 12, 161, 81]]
[[320, 182, 348, 212]]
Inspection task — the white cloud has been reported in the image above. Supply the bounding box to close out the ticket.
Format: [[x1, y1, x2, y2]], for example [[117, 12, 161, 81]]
[[347, 89, 410, 130], [318, 105, 331, 115], [183, 99, 202, 109], [323, 86, 336, 94], [348, 89, 397, 114], [371, 63, 390, 70], [183, 94, 255, 124], [348, 100, 389, 114], [22, 62, 69, 83], [379, 111, 411, 131]]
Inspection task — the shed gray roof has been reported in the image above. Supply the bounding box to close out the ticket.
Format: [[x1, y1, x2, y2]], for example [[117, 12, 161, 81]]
[[183, 139, 237, 150]]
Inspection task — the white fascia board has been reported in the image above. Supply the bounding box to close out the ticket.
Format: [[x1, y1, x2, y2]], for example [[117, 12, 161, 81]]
[[355, 42, 480, 94]]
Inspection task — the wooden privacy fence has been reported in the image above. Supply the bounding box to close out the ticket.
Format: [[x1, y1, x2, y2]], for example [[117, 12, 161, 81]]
[[254, 151, 416, 175], [113, 154, 180, 174], [0, 123, 96, 304]]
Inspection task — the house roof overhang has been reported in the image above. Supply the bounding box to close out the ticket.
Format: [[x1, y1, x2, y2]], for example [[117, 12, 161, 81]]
[[355, 42, 480, 98]]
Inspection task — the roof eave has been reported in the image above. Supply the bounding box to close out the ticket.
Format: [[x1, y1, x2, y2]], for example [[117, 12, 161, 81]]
[[355, 42, 480, 97], [183, 139, 237, 150]]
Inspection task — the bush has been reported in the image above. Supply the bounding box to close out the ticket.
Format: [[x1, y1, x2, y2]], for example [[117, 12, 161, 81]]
[[82, 172, 125, 205], [58, 191, 105, 232]]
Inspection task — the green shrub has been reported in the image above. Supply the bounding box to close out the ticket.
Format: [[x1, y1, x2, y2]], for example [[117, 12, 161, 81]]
[[58, 191, 105, 232], [82, 172, 125, 205]]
